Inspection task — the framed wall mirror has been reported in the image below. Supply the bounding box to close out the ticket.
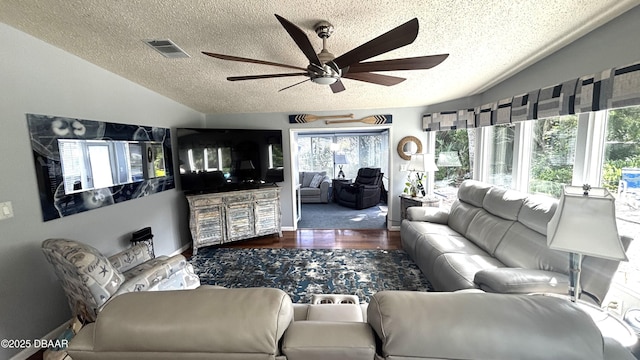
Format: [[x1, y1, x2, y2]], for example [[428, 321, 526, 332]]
[[26, 114, 173, 221], [397, 136, 422, 160]]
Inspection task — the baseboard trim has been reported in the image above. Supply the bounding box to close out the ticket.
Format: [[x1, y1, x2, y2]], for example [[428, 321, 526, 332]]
[[10, 320, 70, 360], [170, 242, 191, 257]]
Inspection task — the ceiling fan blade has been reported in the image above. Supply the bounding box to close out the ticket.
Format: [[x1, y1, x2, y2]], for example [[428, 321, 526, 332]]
[[332, 18, 419, 69], [330, 80, 346, 93], [347, 54, 449, 73], [279, 79, 311, 92], [342, 72, 406, 86], [227, 73, 308, 81], [275, 14, 322, 67], [202, 52, 307, 71]]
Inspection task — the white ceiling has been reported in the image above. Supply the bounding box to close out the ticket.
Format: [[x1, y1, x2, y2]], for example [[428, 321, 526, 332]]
[[0, 0, 637, 114]]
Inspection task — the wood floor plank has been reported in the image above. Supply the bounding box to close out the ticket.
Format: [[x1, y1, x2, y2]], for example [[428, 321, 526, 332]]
[[183, 229, 401, 258]]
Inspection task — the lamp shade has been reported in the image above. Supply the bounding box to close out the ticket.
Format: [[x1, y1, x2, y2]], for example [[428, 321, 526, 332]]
[[437, 151, 462, 167], [334, 154, 348, 165], [547, 186, 627, 261], [408, 153, 439, 172]]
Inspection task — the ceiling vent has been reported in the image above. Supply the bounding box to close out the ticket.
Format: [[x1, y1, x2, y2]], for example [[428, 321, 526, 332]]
[[143, 39, 190, 58]]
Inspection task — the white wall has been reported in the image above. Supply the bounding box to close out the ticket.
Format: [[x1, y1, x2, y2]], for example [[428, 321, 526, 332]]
[[205, 106, 428, 229], [0, 23, 204, 359]]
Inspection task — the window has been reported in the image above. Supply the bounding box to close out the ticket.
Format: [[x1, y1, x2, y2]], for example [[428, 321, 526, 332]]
[[297, 132, 388, 179], [485, 124, 515, 187], [601, 106, 640, 290], [434, 128, 474, 208], [297, 136, 333, 174], [528, 115, 578, 198]]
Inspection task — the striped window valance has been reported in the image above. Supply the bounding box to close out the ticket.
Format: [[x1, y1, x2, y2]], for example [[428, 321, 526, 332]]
[[423, 60, 640, 131]]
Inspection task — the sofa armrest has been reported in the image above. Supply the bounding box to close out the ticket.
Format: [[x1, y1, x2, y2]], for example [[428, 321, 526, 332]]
[[114, 255, 191, 294], [474, 268, 569, 294], [108, 243, 154, 273], [406, 206, 449, 224]]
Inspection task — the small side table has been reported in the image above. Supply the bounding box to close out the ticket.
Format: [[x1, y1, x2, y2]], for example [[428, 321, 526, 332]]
[[332, 178, 352, 202], [399, 195, 441, 220]]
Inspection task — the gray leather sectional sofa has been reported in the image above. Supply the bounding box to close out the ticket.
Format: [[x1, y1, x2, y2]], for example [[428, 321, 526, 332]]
[[401, 180, 631, 304], [66, 287, 635, 359]]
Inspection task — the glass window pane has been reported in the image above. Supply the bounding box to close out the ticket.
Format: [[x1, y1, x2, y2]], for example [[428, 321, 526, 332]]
[[602, 106, 640, 291], [486, 124, 515, 187], [435, 128, 475, 209], [528, 115, 577, 198]]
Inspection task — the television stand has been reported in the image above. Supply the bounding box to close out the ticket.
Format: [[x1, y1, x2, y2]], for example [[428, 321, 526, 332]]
[[186, 187, 282, 254]]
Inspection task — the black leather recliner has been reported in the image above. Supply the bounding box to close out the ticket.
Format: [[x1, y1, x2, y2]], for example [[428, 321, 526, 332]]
[[335, 167, 384, 209]]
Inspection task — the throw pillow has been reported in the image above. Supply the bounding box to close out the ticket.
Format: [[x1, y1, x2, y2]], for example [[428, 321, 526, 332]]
[[309, 174, 324, 188]]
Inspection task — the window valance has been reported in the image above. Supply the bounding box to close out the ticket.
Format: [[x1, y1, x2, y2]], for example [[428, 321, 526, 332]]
[[423, 60, 640, 131]]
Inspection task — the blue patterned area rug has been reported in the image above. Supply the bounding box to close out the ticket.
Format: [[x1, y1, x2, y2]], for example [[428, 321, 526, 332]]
[[190, 248, 432, 303]]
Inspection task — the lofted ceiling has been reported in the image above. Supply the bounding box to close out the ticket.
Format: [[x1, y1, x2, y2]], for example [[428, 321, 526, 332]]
[[0, 0, 637, 114]]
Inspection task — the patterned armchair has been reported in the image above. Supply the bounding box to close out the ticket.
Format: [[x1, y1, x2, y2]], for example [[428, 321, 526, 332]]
[[42, 238, 200, 322]]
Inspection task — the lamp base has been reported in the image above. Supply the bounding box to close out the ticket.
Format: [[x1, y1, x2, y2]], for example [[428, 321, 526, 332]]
[[569, 252, 583, 303], [337, 165, 345, 179]]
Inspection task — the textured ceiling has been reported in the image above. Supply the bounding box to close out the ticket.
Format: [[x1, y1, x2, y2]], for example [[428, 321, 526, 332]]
[[0, 0, 637, 114]]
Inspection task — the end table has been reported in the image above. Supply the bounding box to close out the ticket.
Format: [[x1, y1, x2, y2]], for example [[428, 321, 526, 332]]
[[399, 195, 441, 220]]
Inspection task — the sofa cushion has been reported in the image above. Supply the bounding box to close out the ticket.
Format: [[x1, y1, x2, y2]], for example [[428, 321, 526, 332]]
[[465, 209, 515, 255], [518, 195, 557, 235], [482, 186, 526, 220], [300, 187, 321, 197], [301, 171, 326, 187], [494, 222, 569, 272], [447, 200, 482, 235], [456, 180, 492, 207], [309, 173, 324, 188], [367, 291, 606, 360], [414, 232, 489, 277], [431, 253, 505, 291]]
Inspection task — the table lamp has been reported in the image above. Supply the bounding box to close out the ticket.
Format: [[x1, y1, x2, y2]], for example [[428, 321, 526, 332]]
[[547, 184, 627, 302], [408, 153, 438, 196], [334, 154, 348, 179]]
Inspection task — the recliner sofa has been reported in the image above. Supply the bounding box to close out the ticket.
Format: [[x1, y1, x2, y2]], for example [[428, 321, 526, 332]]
[[401, 180, 632, 304], [66, 287, 636, 359]]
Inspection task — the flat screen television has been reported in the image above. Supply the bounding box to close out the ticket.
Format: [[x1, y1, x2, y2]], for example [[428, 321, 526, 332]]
[[175, 128, 284, 194]]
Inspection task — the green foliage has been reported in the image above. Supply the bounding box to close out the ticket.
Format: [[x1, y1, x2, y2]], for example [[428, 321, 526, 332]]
[[603, 107, 640, 193], [435, 129, 472, 182]]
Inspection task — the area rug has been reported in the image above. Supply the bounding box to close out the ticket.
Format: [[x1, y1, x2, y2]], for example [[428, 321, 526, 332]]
[[190, 248, 432, 303], [298, 202, 387, 229]]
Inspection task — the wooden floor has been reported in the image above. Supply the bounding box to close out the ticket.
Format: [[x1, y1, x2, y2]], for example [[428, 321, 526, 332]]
[[182, 229, 401, 258]]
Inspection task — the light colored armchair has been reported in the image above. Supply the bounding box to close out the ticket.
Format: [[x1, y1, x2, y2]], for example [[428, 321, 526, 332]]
[[42, 238, 200, 322], [298, 171, 331, 203]]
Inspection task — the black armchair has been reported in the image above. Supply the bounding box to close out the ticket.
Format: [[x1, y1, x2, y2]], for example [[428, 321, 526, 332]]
[[335, 167, 384, 209]]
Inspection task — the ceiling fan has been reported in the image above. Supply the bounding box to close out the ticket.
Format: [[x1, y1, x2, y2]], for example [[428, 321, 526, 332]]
[[202, 14, 449, 93]]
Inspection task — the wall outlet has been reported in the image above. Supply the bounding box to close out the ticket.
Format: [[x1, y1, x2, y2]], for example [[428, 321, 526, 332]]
[[0, 201, 13, 220]]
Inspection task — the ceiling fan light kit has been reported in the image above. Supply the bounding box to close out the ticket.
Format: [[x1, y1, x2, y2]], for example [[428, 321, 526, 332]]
[[202, 14, 449, 93]]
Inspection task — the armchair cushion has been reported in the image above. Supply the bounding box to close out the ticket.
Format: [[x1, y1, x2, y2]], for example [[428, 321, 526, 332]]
[[108, 242, 153, 273], [115, 255, 195, 294], [474, 268, 570, 294]]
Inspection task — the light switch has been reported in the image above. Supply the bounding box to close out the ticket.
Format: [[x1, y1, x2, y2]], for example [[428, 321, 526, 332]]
[[0, 201, 14, 220]]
